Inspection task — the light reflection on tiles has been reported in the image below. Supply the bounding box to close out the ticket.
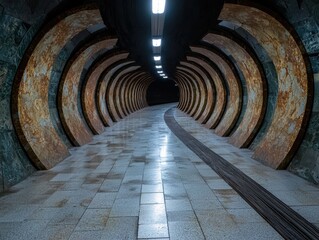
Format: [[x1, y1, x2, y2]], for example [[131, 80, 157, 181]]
[[1, 104, 315, 239]]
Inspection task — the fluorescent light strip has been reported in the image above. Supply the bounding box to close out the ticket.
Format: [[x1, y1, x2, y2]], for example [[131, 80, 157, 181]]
[[155, 65, 162, 69], [152, 0, 166, 14], [157, 71, 163, 74], [152, 38, 161, 47], [154, 56, 161, 61]]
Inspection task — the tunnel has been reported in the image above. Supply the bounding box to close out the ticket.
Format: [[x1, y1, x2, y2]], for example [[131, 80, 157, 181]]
[[0, 0, 319, 239]]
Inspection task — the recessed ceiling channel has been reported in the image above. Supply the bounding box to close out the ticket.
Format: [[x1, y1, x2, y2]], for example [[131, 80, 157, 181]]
[[99, 0, 224, 79]]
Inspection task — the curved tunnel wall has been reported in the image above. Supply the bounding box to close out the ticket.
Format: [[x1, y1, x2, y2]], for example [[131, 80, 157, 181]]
[[175, 1, 318, 182], [0, 1, 152, 191], [1, 0, 319, 192]]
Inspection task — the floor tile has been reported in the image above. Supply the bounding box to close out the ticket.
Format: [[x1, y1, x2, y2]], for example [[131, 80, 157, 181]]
[[75, 208, 110, 231], [168, 221, 205, 240], [69, 230, 104, 240], [141, 193, 164, 204], [110, 198, 140, 217], [0, 104, 318, 240], [102, 217, 138, 240], [138, 224, 169, 239], [165, 199, 192, 212], [48, 206, 86, 225], [167, 210, 197, 222], [88, 192, 117, 209], [99, 179, 122, 192], [0, 220, 50, 240], [142, 184, 163, 193], [139, 204, 167, 224]]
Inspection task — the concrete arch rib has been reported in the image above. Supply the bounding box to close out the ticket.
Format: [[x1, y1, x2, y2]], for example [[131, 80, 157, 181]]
[[132, 76, 148, 111], [176, 71, 197, 114], [122, 72, 151, 112], [12, 9, 102, 169], [180, 60, 214, 124], [106, 65, 140, 122], [97, 59, 133, 123], [176, 79, 186, 111], [199, 30, 266, 148], [83, 52, 129, 134], [134, 76, 151, 110], [175, 73, 188, 112], [188, 59, 216, 124], [59, 38, 117, 147], [191, 44, 241, 136], [114, 71, 137, 117], [176, 68, 201, 117], [123, 72, 144, 114], [220, 3, 312, 168], [186, 55, 222, 125], [180, 62, 208, 121]]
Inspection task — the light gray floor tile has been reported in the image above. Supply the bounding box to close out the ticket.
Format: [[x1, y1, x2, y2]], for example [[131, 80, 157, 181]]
[[291, 206, 319, 224], [36, 224, 76, 240], [227, 208, 266, 223], [206, 179, 233, 190], [0, 220, 50, 240], [142, 184, 163, 193], [138, 238, 169, 240], [48, 206, 86, 225], [191, 198, 224, 210], [141, 193, 164, 204], [0, 204, 39, 222], [138, 224, 169, 239], [1, 104, 318, 240], [88, 192, 117, 209], [110, 198, 140, 217], [214, 189, 251, 209], [165, 199, 193, 212], [69, 230, 105, 240], [28, 207, 63, 221], [99, 179, 122, 192], [167, 210, 197, 222], [75, 208, 110, 231], [168, 221, 205, 240], [101, 217, 138, 240], [139, 204, 167, 224]]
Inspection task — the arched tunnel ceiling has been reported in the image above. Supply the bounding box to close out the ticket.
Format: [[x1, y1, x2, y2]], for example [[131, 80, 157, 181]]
[[1, 0, 317, 190]]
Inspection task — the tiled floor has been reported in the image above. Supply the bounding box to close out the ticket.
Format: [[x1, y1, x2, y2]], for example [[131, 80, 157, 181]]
[[0, 104, 318, 240]]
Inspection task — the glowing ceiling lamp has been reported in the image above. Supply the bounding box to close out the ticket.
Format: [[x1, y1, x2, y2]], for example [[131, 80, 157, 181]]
[[157, 70, 163, 74], [152, 38, 162, 47], [155, 65, 162, 69], [152, 0, 166, 14], [154, 56, 161, 61]]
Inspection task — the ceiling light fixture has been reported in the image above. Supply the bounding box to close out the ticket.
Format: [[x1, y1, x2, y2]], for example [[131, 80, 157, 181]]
[[152, 38, 162, 47], [155, 65, 162, 69], [157, 71, 163, 74], [152, 0, 166, 14], [154, 56, 161, 61]]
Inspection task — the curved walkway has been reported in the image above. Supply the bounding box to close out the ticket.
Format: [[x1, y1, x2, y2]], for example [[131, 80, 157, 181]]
[[0, 104, 318, 240]]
